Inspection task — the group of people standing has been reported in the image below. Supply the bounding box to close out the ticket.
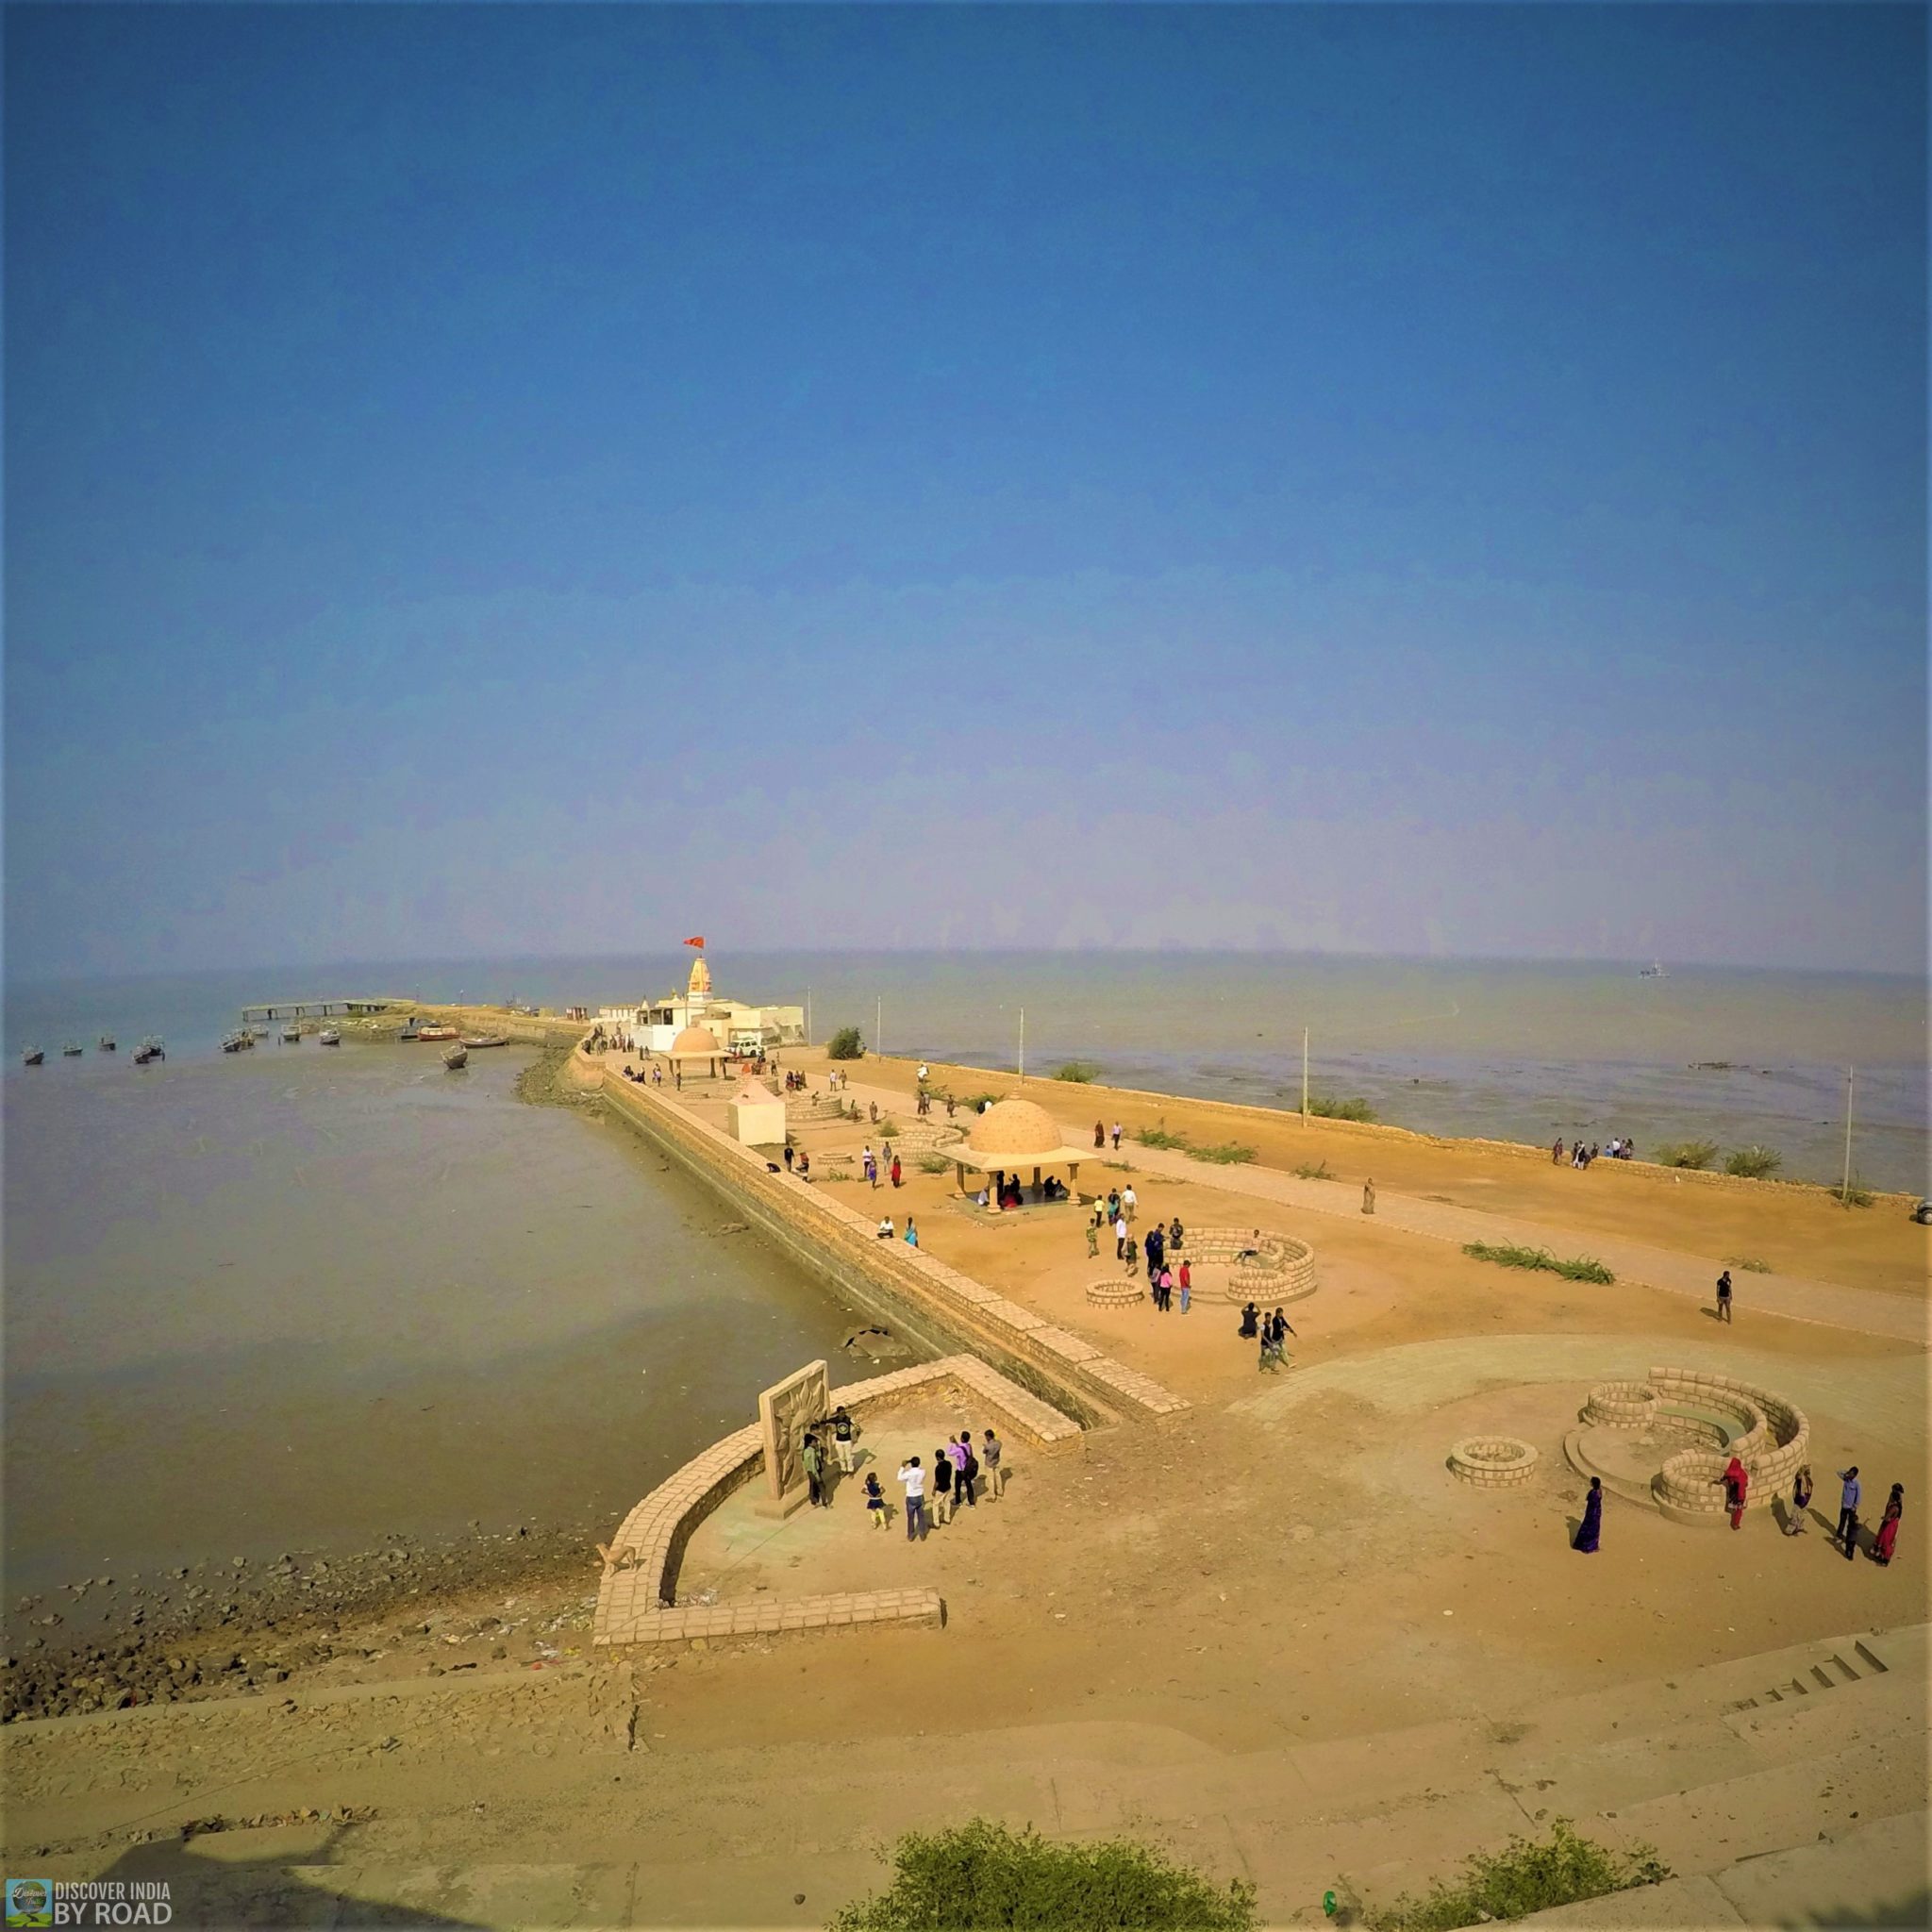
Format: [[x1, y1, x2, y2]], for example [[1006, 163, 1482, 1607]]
[[797, 1412, 1008, 1540], [884, 1430, 1007, 1540], [1574, 1461, 1904, 1564], [1240, 1301, 1296, 1369], [1554, 1137, 1635, 1168]]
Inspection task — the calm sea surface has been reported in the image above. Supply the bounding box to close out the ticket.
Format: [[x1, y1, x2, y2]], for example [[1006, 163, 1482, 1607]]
[[1, 1034, 866, 1597], [4, 952, 1924, 1592]]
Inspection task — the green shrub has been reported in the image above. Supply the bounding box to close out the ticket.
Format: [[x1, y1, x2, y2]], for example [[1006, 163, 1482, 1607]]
[[1832, 1175, 1874, 1208], [1191, 1141, 1257, 1165], [1053, 1061, 1101, 1083], [1653, 1140, 1718, 1170], [1462, 1241, 1615, 1285], [1135, 1126, 1191, 1151], [1292, 1160, 1334, 1180], [828, 1819, 1257, 1932], [1376, 1818, 1670, 1931], [875, 1113, 900, 1136], [1724, 1144, 1782, 1179], [916, 1154, 949, 1174], [826, 1026, 866, 1061], [1307, 1094, 1376, 1122], [1724, 1255, 1773, 1273]]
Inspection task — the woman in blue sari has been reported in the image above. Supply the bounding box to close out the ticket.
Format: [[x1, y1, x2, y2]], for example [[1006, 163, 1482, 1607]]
[[1574, 1476, 1604, 1553]]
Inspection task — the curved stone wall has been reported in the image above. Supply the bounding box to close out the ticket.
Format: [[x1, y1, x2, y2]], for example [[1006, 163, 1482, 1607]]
[[1085, 1277, 1146, 1307], [1582, 1381, 1660, 1429], [1449, 1437, 1540, 1488], [1184, 1227, 1317, 1304], [1580, 1367, 1810, 1526]]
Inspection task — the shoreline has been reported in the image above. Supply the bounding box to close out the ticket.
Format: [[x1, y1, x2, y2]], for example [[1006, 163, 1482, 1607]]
[[862, 1051, 1924, 1208]]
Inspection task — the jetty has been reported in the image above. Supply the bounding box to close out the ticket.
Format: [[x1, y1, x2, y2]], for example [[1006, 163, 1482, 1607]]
[[239, 996, 412, 1025]]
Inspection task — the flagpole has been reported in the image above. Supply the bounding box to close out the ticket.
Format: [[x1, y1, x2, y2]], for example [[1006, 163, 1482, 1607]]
[[1841, 1065, 1856, 1200], [1019, 1007, 1025, 1084], [876, 995, 882, 1059], [1302, 1026, 1309, 1124]]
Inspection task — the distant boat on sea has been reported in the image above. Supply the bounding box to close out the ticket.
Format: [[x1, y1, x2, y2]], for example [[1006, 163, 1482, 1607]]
[[98, 1034, 117, 1052], [23, 1047, 44, 1066], [1639, 961, 1668, 979], [318, 1027, 341, 1046], [134, 1038, 165, 1064], [460, 1034, 508, 1049], [441, 1043, 469, 1071], [62, 1041, 84, 1057]]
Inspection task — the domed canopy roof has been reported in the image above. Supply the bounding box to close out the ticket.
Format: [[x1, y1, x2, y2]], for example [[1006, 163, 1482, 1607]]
[[670, 1024, 722, 1057], [964, 1097, 1065, 1158]]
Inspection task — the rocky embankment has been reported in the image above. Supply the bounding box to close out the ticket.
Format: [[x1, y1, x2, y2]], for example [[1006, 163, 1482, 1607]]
[[3, 1518, 608, 1725]]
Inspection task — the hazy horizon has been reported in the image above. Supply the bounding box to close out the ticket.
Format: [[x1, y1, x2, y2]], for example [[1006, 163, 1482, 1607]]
[[8, 943, 1931, 996], [7, 6, 1925, 981]]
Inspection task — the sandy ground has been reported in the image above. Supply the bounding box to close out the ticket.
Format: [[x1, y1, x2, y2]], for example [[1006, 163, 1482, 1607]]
[[5, 1038, 1924, 1926]]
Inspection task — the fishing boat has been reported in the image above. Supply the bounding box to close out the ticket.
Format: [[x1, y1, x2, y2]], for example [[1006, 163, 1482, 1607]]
[[1639, 960, 1668, 980], [62, 1041, 84, 1057], [318, 1026, 341, 1046], [222, 1031, 249, 1053], [459, 1034, 508, 1048], [281, 1024, 301, 1043], [441, 1043, 469, 1071], [416, 1024, 459, 1041], [23, 1047, 44, 1066], [248, 1024, 270, 1040], [134, 1037, 165, 1064], [98, 1034, 117, 1052]]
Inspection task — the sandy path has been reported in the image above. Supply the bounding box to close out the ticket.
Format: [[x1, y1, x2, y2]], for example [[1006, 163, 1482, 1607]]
[[829, 1070, 1926, 1343]]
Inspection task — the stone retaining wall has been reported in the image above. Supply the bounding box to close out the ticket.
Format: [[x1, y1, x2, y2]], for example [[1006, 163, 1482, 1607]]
[[594, 1062, 1189, 1429], [593, 1355, 1080, 1648]]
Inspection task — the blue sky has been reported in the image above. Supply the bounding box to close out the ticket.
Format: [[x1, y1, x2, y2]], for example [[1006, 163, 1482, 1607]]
[[6, 4, 1924, 977]]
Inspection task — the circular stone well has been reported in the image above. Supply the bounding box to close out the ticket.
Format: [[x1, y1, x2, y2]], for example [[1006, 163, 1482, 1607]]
[[1449, 1437, 1540, 1487], [1085, 1277, 1146, 1307]]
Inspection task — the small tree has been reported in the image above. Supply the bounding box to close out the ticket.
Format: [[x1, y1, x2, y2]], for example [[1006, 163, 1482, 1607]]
[[829, 1820, 1257, 1932], [826, 1026, 865, 1061]]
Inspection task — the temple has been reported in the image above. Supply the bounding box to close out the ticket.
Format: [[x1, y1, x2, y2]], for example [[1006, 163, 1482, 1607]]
[[600, 949, 806, 1056]]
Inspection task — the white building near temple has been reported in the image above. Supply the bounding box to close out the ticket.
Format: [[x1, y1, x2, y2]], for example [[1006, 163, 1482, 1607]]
[[599, 952, 805, 1057]]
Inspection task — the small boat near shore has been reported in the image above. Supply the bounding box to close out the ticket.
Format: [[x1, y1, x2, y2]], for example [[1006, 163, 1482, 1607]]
[[222, 1030, 255, 1053], [318, 1027, 341, 1046], [23, 1047, 45, 1066], [459, 1034, 508, 1049], [134, 1037, 165, 1064], [416, 1024, 459, 1042], [62, 1041, 84, 1057], [442, 1043, 469, 1071], [98, 1034, 117, 1052], [281, 1024, 302, 1043]]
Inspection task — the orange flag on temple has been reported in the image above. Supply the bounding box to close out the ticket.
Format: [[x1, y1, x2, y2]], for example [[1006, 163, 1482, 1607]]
[[683, 936, 705, 948]]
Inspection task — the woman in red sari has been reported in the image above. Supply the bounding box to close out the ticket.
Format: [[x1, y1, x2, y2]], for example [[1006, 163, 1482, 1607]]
[[1872, 1484, 1903, 1566], [1720, 1455, 1749, 1530]]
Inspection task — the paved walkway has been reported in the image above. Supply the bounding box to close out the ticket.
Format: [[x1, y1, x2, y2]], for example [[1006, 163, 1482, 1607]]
[[828, 1074, 1926, 1346], [1230, 1332, 1931, 1442]]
